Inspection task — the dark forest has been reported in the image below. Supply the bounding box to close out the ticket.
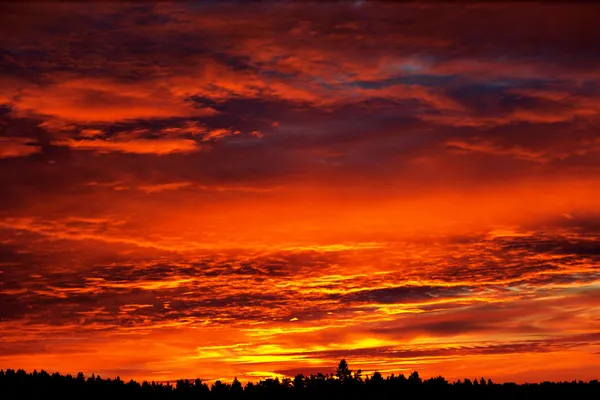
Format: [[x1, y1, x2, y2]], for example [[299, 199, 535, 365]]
[[2, 360, 599, 400]]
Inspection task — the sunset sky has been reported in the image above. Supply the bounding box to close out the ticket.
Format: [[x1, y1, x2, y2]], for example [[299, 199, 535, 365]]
[[1, 2, 600, 384]]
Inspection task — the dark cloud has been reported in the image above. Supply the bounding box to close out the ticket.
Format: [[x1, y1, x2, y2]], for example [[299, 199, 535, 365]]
[[495, 235, 600, 257], [281, 332, 600, 362], [338, 285, 472, 305]]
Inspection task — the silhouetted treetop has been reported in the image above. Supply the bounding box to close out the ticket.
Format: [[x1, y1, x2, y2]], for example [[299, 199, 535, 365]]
[[335, 359, 353, 382]]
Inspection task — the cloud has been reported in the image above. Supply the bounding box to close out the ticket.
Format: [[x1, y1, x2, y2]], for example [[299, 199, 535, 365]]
[[138, 182, 193, 194], [11, 77, 218, 123], [201, 128, 241, 141], [0, 137, 41, 158], [339, 285, 472, 305], [446, 140, 549, 163], [279, 333, 600, 362], [55, 137, 201, 155]]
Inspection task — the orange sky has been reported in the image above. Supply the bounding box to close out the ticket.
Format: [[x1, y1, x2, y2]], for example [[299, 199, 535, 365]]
[[1, 2, 600, 384]]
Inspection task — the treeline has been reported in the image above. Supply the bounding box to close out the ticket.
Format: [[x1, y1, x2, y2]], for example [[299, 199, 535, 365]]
[[1, 359, 599, 400]]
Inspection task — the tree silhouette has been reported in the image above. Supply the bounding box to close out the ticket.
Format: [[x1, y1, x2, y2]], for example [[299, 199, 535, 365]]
[[231, 377, 243, 397], [293, 374, 305, 390], [354, 368, 363, 382], [1, 362, 599, 400], [371, 371, 383, 383], [408, 371, 422, 384], [335, 359, 353, 382]]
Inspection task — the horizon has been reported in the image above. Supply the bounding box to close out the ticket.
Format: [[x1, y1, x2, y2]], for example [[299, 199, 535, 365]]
[[3, 363, 599, 400], [1, 2, 600, 385], [2, 362, 598, 386]]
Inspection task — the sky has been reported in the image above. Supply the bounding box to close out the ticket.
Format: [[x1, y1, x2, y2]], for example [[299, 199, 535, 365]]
[[1, 2, 600, 384]]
